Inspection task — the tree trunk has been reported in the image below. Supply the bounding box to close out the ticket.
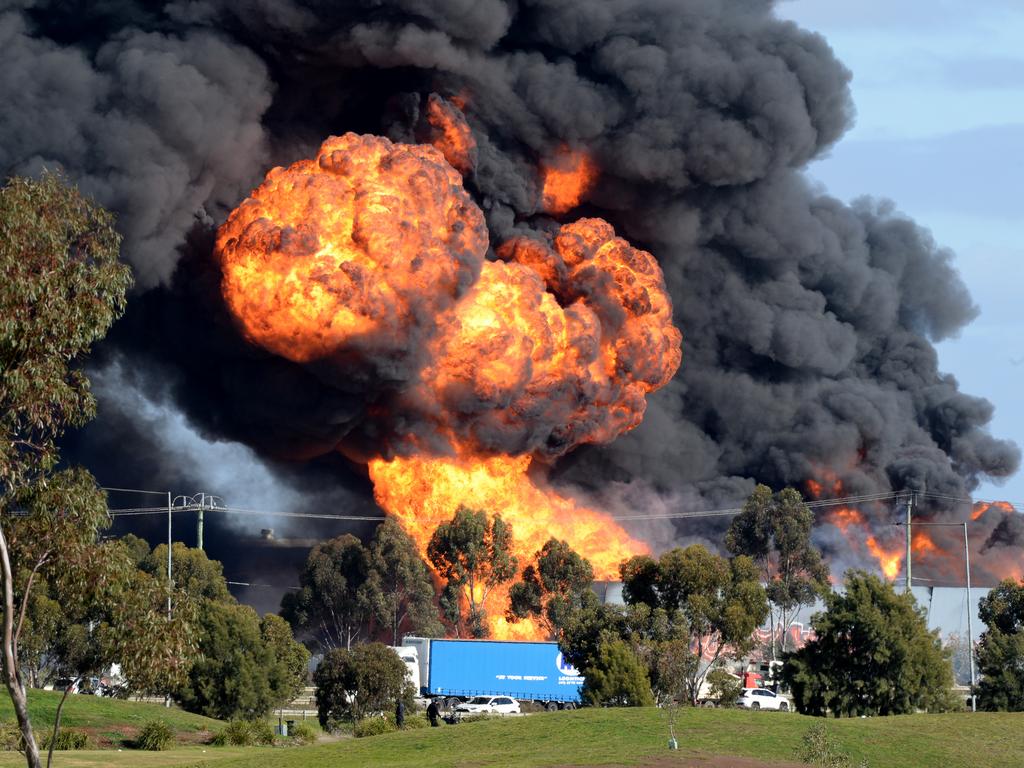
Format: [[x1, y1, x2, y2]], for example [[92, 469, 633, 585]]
[[0, 525, 42, 768], [46, 679, 78, 768]]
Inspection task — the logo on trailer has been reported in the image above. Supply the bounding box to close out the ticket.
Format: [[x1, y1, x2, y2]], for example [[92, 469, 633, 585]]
[[555, 652, 580, 676]]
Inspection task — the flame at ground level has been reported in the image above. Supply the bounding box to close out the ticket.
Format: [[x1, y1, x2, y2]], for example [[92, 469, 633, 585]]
[[369, 452, 648, 639]]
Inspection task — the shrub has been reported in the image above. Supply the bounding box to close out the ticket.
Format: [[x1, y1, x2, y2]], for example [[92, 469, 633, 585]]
[[211, 719, 276, 746], [288, 721, 318, 744], [797, 722, 867, 768], [0, 722, 23, 751], [582, 639, 655, 707], [403, 714, 430, 729], [41, 729, 91, 751], [135, 719, 175, 751], [706, 668, 743, 708], [353, 715, 396, 738], [457, 713, 492, 724]]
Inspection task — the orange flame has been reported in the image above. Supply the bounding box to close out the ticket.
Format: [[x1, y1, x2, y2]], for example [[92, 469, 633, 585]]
[[542, 146, 598, 214], [370, 452, 648, 638], [216, 133, 486, 364], [972, 500, 1015, 521], [216, 133, 681, 640], [827, 504, 905, 582], [865, 535, 902, 580], [425, 94, 477, 176]]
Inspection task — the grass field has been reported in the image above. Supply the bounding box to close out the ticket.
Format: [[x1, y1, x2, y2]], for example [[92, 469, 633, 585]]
[[0, 689, 220, 748], [0, 699, 1021, 767]]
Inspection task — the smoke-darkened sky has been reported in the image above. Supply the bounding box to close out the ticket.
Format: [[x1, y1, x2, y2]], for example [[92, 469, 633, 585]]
[[2, 0, 1020, 602]]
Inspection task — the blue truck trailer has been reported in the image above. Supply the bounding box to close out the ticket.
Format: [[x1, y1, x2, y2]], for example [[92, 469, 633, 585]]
[[400, 636, 583, 709]]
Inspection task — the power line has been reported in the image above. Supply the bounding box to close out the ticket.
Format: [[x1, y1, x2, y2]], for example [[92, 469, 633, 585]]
[[108, 505, 387, 522], [103, 489, 1016, 525]]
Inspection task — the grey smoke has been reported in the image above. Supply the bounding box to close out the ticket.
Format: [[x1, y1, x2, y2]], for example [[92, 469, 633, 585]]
[[3, 1, 1019, 582]]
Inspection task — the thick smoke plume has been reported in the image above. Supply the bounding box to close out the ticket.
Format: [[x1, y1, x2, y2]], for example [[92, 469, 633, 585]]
[[3, 0, 1019, 583]]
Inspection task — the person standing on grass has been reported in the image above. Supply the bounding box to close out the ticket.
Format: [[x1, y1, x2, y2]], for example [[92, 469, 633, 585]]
[[427, 699, 440, 727], [396, 698, 406, 729]]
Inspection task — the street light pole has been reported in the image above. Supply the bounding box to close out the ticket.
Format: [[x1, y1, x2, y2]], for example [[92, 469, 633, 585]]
[[905, 494, 914, 593], [963, 521, 976, 712]]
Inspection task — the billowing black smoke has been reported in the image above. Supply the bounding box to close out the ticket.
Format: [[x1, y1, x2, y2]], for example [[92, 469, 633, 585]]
[[4, 1, 1018, 579]]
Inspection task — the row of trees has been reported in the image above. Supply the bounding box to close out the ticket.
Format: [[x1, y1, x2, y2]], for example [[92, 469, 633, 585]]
[[280, 506, 596, 646]]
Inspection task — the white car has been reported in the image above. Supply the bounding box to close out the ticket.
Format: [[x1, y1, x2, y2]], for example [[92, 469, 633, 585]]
[[736, 688, 790, 711], [454, 696, 521, 715]]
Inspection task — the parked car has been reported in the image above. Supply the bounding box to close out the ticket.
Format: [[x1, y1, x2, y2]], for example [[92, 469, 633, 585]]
[[736, 688, 789, 711], [454, 696, 521, 715], [42, 678, 80, 694]]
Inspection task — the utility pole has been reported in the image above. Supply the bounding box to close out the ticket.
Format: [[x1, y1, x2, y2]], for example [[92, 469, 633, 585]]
[[171, 493, 221, 551], [964, 521, 977, 712], [905, 492, 914, 593]]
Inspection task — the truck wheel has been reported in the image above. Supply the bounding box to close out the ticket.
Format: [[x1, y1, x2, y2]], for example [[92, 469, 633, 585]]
[[751, 702, 760, 711], [545, 701, 559, 711], [562, 702, 576, 711], [446, 697, 460, 710], [702, 700, 716, 708], [780, 701, 789, 711]]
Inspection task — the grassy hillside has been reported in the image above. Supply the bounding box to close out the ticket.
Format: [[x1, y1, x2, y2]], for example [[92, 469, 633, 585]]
[[162, 707, 1024, 768], [0, 689, 220, 747], [0, 702, 1020, 767]]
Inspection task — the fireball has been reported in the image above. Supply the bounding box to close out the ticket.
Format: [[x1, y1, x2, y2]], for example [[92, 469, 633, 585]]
[[216, 131, 682, 639]]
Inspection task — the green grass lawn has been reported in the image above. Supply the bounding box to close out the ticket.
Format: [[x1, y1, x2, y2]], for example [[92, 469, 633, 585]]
[[0, 689, 220, 748], [0, 701, 1021, 767]]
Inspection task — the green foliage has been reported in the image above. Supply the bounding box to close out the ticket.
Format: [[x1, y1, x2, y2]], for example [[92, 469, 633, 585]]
[[117, 533, 153, 568], [143, 542, 232, 603], [651, 637, 697, 706], [560, 598, 691, 709], [40, 728, 90, 750], [353, 715, 396, 738], [620, 545, 768, 705], [726, 485, 830, 657], [0, 721, 37, 752], [287, 721, 319, 744], [281, 534, 374, 650], [797, 721, 855, 767], [582, 639, 654, 707], [706, 668, 742, 707], [403, 713, 430, 729], [427, 507, 518, 637], [314, 642, 414, 729], [508, 538, 594, 638], [0, 172, 132, 493], [976, 578, 1024, 710], [0, 172, 131, 766], [211, 719, 276, 746], [6, 475, 197, 698], [135, 719, 175, 751], [783, 571, 957, 717], [176, 601, 302, 720], [367, 519, 443, 644], [456, 712, 492, 723], [261, 613, 311, 704]]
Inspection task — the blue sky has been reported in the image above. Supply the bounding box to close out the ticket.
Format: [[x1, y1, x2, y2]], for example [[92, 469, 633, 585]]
[[779, 0, 1024, 509], [777, 0, 1024, 639]]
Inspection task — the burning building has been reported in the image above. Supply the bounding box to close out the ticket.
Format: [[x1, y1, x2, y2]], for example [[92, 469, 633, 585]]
[[2, 1, 1019, 619]]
